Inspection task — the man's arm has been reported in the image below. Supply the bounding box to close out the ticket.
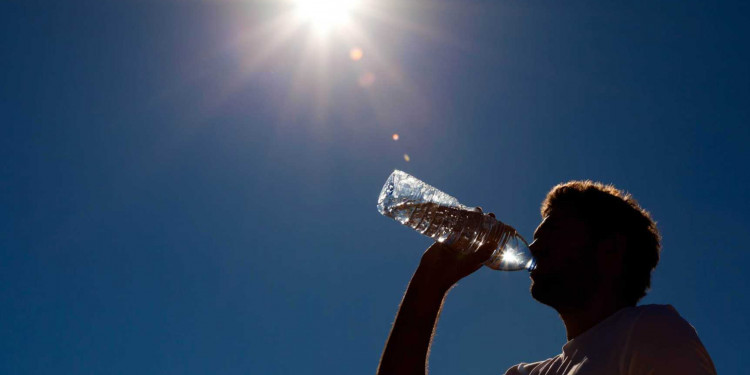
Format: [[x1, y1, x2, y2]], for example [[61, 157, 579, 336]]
[[377, 241, 496, 375]]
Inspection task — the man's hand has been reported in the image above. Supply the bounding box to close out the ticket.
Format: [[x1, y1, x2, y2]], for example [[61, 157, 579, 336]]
[[416, 209, 500, 290], [417, 238, 499, 291]]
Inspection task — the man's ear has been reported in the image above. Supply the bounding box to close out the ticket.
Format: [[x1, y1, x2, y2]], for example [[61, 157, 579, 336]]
[[596, 233, 626, 277]]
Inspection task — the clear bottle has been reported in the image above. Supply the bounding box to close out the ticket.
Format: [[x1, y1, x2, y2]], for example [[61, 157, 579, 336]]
[[377, 170, 536, 271]]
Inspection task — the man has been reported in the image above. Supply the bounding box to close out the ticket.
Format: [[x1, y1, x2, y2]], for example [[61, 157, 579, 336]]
[[377, 181, 716, 375]]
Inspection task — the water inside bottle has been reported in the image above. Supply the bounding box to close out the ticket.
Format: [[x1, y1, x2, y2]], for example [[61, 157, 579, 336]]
[[377, 170, 536, 271], [384, 201, 494, 249]]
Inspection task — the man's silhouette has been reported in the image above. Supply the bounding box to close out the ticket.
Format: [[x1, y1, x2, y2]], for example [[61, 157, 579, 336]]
[[377, 181, 716, 375]]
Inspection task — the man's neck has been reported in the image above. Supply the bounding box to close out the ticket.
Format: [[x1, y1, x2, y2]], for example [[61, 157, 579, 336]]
[[558, 296, 632, 340]]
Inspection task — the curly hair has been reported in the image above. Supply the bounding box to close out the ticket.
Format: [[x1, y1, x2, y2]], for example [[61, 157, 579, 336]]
[[541, 181, 661, 305]]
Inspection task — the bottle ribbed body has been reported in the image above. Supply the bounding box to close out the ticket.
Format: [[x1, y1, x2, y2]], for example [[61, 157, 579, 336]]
[[377, 170, 535, 271]]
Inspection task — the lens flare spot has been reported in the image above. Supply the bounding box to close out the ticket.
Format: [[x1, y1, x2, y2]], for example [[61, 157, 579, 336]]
[[392, 134, 399, 141], [349, 47, 363, 61], [403, 154, 410, 162], [358, 72, 375, 87]]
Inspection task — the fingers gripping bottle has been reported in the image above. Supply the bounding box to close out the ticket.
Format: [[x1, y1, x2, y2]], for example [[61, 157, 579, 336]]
[[377, 170, 536, 271]]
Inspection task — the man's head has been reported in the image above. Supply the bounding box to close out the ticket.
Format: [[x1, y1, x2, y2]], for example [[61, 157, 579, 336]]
[[529, 181, 661, 312]]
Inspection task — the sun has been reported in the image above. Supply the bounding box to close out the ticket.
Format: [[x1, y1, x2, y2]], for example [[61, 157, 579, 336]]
[[293, 0, 359, 32]]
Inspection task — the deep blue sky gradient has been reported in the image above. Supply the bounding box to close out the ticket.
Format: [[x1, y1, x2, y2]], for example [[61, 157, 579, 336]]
[[2, 1, 748, 374]]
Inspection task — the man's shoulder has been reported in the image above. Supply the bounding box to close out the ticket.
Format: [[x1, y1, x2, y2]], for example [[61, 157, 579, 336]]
[[503, 305, 714, 375], [628, 304, 696, 335], [632, 303, 680, 316], [622, 304, 717, 374], [617, 303, 678, 320], [503, 357, 558, 375]]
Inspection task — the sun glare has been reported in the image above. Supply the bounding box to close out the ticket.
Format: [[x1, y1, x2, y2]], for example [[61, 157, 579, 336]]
[[293, 0, 359, 32], [501, 248, 522, 265], [231, 0, 438, 125]]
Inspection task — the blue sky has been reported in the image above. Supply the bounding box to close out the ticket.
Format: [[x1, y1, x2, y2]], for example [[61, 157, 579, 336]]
[[1, 0, 748, 374]]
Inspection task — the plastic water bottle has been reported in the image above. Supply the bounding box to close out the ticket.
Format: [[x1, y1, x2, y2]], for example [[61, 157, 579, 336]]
[[377, 170, 536, 271]]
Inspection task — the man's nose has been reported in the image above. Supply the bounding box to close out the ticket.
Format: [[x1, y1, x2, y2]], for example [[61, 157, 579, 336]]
[[529, 239, 538, 255], [529, 239, 544, 258]]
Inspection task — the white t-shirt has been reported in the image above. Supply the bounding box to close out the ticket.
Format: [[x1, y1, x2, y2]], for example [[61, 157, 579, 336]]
[[504, 304, 716, 375]]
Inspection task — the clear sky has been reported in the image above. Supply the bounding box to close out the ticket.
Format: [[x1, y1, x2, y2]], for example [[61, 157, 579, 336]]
[[1, 0, 748, 374]]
